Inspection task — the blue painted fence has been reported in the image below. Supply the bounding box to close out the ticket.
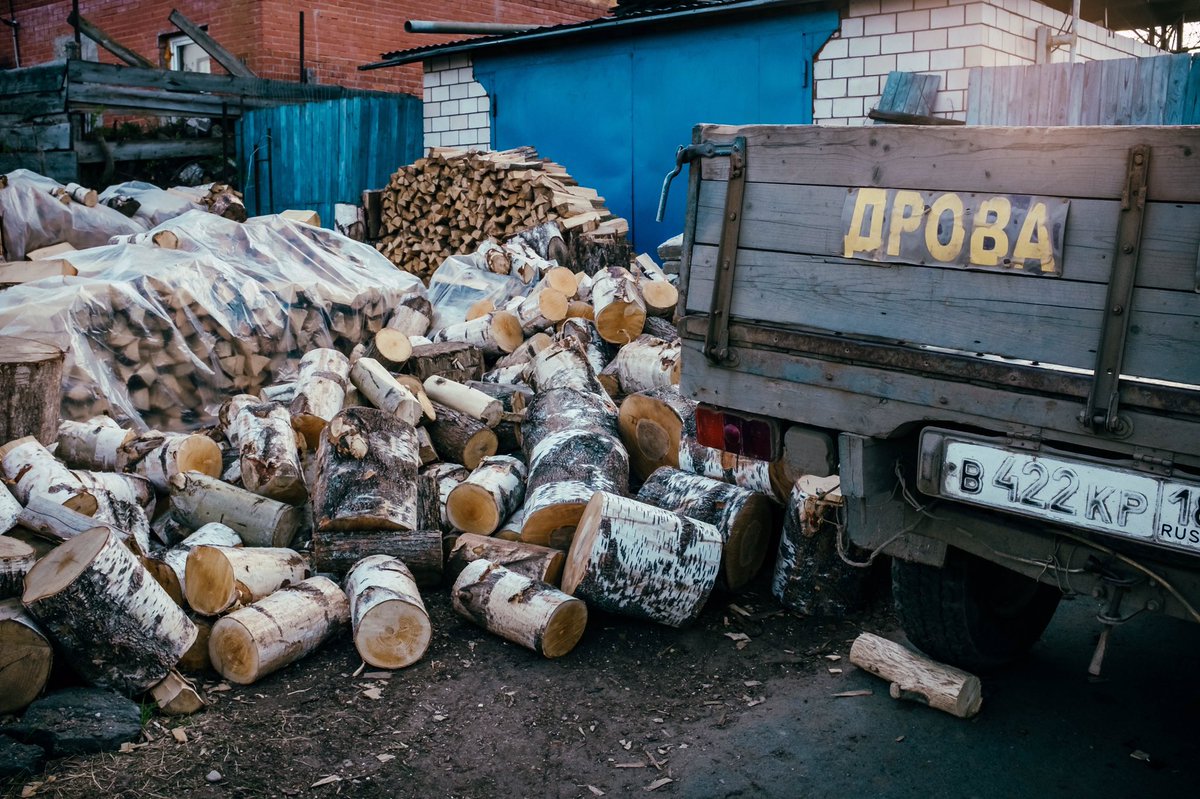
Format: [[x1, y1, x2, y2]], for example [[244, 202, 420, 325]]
[[237, 95, 422, 227]]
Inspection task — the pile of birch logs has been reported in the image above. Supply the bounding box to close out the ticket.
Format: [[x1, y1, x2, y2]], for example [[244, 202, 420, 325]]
[[375, 147, 629, 280]]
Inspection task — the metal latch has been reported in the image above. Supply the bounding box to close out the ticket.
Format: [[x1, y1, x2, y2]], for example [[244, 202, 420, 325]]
[[655, 136, 748, 365], [1080, 145, 1150, 436]]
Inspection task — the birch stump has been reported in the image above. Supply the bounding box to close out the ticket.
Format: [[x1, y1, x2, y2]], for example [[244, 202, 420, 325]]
[[849, 632, 983, 719], [57, 417, 135, 471], [345, 555, 431, 669], [0, 338, 63, 445], [209, 577, 349, 685], [637, 467, 774, 592], [290, 348, 351, 449], [313, 407, 420, 531], [124, 432, 223, 492], [22, 527, 197, 694], [590, 267, 646, 344], [446, 455, 527, 536], [233, 402, 307, 503], [350, 358, 423, 427], [427, 402, 498, 470], [184, 545, 311, 616], [563, 492, 722, 627], [143, 523, 243, 606], [0, 599, 53, 714], [447, 533, 564, 586], [310, 528, 443, 587], [597, 334, 681, 398], [452, 559, 587, 658], [170, 471, 302, 547]]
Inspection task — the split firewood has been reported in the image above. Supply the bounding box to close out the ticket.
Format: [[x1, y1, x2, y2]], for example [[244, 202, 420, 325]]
[[575, 272, 594, 302], [108, 229, 180, 248], [290, 348, 351, 449], [415, 426, 438, 464], [310, 528, 444, 586], [447, 455, 527, 536], [421, 462, 470, 533], [494, 332, 552, 369], [0, 599, 54, 714], [452, 559, 586, 658], [184, 545, 310, 616], [57, 417, 135, 471], [597, 335, 681, 398], [122, 431, 223, 492], [169, 471, 302, 547], [591, 266, 646, 344], [313, 407, 421, 531], [637, 467, 773, 593], [143, 522, 243, 606], [384, 294, 434, 337], [427, 401, 498, 470], [345, 555, 431, 669], [849, 632, 983, 719], [562, 491, 722, 627], [405, 341, 485, 384], [149, 669, 205, 715], [447, 533, 564, 585], [22, 527, 197, 694], [209, 576, 349, 685], [423, 376, 503, 427], [231, 402, 307, 503], [431, 311, 524, 357], [366, 328, 413, 370], [0, 436, 97, 512], [395, 374, 437, 421], [0, 536, 35, 599], [521, 428, 629, 548], [350, 358, 424, 426]]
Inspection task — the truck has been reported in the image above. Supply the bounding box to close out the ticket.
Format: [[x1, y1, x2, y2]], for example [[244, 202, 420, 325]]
[[669, 123, 1200, 672]]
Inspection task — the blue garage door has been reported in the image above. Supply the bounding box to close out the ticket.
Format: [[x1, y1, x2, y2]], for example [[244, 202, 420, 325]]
[[474, 12, 838, 251]]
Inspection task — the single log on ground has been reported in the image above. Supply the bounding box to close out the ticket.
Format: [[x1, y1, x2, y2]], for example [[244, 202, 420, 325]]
[[0, 436, 96, 512], [184, 545, 310, 616], [563, 491, 722, 627], [57, 417, 134, 471], [0, 537, 36, 600], [365, 328, 413, 370], [0, 599, 53, 714], [447, 455, 527, 536], [310, 528, 443, 586], [232, 402, 307, 503], [431, 311, 523, 357], [637, 467, 773, 592], [290, 348, 351, 449], [452, 559, 586, 658], [447, 533, 564, 585], [426, 402, 497, 470], [313, 407, 420, 531], [521, 429, 629, 548], [423, 376, 502, 427], [421, 462, 470, 533], [519, 386, 618, 462], [597, 334, 681, 398], [143, 523, 243, 606], [404, 341, 485, 384], [772, 476, 867, 618], [350, 358, 423, 426], [149, 669, 206, 715], [590, 266, 646, 344], [528, 338, 606, 395], [209, 576, 349, 685], [849, 632, 983, 719], [493, 332, 552, 369], [345, 555, 431, 669], [169, 471, 302, 547], [0, 338, 63, 445], [22, 527, 197, 693], [123, 432, 223, 492]]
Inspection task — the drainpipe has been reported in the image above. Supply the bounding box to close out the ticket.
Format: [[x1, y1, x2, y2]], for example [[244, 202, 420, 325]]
[[405, 20, 533, 35]]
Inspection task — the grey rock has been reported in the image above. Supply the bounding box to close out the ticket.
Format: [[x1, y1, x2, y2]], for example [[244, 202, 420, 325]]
[[206, 769, 223, 783], [2, 688, 143, 757], [0, 734, 45, 780]]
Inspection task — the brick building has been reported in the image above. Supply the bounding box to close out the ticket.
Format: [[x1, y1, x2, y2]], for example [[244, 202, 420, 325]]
[[0, 0, 609, 95]]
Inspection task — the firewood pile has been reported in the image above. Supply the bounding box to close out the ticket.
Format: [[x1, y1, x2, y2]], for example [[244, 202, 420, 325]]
[[375, 147, 629, 281]]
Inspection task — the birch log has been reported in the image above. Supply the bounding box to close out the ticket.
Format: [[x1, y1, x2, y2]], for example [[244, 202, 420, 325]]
[[423, 376, 503, 427], [218, 394, 260, 445], [637, 467, 774, 592], [366, 328, 413, 370], [421, 462, 470, 533], [209, 577, 349, 685], [511, 285, 569, 335], [521, 429, 629, 547], [233, 402, 307, 503], [679, 439, 780, 500], [446, 455, 527, 536], [350, 357, 424, 426], [426, 402, 497, 470], [431, 311, 524, 356], [395, 375, 437, 422], [143, 523, 243, 606], [563, 492, 722, 627], [184, 545, 310, 616], [0, 536, 35, 599], [313, 407, 420, 531], [447, 533, 564, 586], [480, 363, 529, 386], [22, 527, 197, 693], [0, 436, 96, 512], [169, 471, 302, 547], [849, 632, 983, 719], [0, 482, 19, 535], [290, 348, 351, 449], [493, 332, 552, 369], [596, 335, 681, 397], [464, 380, 530, 454], [16, 494, 104, 542], [310, 528, 443, 586], [452, 559, 586, 657], [0, 338, 62, 445], [124, 432, 223, 492], [57, 417, 135, 471], [633, 255, 679, 318], [642, 315, 679, 342], [385, 293, 433, 337], [557, 317, 614, 377], [528, 339, 606, 395], [345, 555, 431, 669], [543, 266, 579, 297], [519, 387, 618, 460], [178, 614, 213, 672], [71, 470, 155, 517], [0, 599, 53, 714], [590, 266, 646, 344], [495, 507, 525, 542]]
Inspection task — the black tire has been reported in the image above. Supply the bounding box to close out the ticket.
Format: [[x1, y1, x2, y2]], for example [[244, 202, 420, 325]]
[[892, 548, 1062, 672]]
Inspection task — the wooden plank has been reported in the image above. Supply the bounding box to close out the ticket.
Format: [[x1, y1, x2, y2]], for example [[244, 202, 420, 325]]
[[0, 151, 78, 183], [67, 83, 249, 116], [168, 9, 256, 78], [1099, 59, 1122, 126], [685, 243, 1200, 385], [695, 124, 1200, 203], [74, 137, 224, 164], [0, 122, 71, 151], [693, 180, 1200, 292], [1066, 61, 1085, 126], [1113, 58, 1137, 126], [68, 11, 154, 68], [1185, 56, 1200, 125], [0, 92, 67, 118], [1162, 53, 1191, 126], [1047, 63, 1070, 127], [965, 67, 983, 125], [1078, 60, 1102, 126], [0, 63, 66, 95]]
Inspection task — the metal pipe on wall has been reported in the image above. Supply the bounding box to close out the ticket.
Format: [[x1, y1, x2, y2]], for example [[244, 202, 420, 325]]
[[299, 11, 306, 83], [405, 20, 532, 35]]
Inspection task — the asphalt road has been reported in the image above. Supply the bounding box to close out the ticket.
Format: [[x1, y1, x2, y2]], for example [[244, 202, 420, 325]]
[[671, 597, 1200, 799]]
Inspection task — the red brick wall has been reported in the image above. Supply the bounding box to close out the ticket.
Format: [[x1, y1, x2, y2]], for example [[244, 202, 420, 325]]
[[0, 0, 610, 94]]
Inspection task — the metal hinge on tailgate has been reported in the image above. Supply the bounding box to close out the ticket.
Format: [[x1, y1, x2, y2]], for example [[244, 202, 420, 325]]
[[657, 136, 747, 364]]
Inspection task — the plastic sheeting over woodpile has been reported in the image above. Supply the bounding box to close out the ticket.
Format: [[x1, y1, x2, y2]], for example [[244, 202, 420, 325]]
[[0, 170, 147, 260]]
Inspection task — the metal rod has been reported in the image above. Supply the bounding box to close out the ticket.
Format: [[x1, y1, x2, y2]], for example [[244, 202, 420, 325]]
[[1069, 0, 1080, 63], [5, 0, 19, 67], [71, 0, 80, 46], [405, 20, 532, 35], [299, 11, 306, 83], [266, 126, 274, 213]]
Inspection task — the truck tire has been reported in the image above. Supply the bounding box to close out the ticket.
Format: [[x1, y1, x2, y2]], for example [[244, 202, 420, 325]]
[[892, 548, 1061, 672]]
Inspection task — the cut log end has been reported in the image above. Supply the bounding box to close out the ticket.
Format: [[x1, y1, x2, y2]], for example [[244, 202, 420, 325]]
[[207, 616, 261, 684], [21, 525, 109, 604], [446, 483, 501, 536], [541, 598, 588, 658], [183, 546, 237, 615], [594, 303, 646, 345], [175, 435, 224, 478], [491, 311, 525, 354], [354, 598, 432, 669]]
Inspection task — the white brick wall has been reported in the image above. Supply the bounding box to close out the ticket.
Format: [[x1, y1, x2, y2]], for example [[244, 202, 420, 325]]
[[814, 0, 1164, 126], [423, 56, 492, 151]]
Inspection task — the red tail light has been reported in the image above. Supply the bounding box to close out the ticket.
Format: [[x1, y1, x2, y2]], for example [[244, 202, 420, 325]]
[[694, 404, 779, 461]]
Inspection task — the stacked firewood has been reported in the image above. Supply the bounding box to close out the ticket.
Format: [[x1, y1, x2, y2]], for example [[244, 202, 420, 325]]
[[375, 147, 628, 280]]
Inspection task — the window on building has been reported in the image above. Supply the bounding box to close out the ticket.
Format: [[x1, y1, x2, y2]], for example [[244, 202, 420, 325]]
[[166, 34, 211, 73]]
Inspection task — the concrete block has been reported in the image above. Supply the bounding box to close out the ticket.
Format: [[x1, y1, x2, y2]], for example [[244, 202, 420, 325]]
[[864, 14, 897, 35], [895, 51, 930, 72], [849, 35, 881, 57], [880, 32, 914, 54], [816, 78, 847, 98], [833, 57, 866, 78]]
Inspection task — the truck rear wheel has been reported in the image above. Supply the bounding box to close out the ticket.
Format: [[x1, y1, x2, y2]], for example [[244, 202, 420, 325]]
[[892, 548, 1061, 672]]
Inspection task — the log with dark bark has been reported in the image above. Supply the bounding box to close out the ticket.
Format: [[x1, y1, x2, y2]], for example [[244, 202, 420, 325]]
[[642, 315, 679, 342], [518, 387, 618, 461], [310, 528, 443, 587], [563, 491, 722, 627], [520, 428, 629, 548], [184, 545, 311, 616], [0, 598, 53, 714], [231, 402, 307, 503], [446, 455, 527, 536], [404, 341, 486, 384], [22, 527, 197, 694], [426, 401, 498, 470], [0, 536, 36, 599], [290, 348, 351, 449], [849, 632, 983, 719], [0, 338, 63, 445], [345, 555, 431, 669], [447, 533, 564, 586]]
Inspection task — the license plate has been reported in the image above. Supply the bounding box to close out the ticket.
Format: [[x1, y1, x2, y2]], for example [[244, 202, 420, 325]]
[[926, 435, 1200, 555]]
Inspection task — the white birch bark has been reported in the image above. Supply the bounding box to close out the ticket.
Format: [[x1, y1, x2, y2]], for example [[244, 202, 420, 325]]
[[849, 632, 983, 719], [289, 347, 351, 448], [350, 358, 424, 426], [528, 339, 606, 395], [345, 555, 430, 669], [601, 334, 681, 396], [0, 436, 94, 510], [447, 532, 564, 586], [126, 432, 224, 492], [494, 332, 552, 369], [0, 482, 20, 535], [233, 402, 307, 503], [480, 363, 529, 386], [0, 598, 53, 714], [591, 266, 646, 344], [184, 544, 310, 616], [679, 439, 776, 498], [0, 537, 35, 599], [144, 523, 242, 606], [423, 376, 503, 427], [431, 310, 523, 356], [421, 462, 470, 532], [56, 417, 134, 471], [446, 455, 527, 536], [520, 429, 629, 546], [169, 471, 302, 547]]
